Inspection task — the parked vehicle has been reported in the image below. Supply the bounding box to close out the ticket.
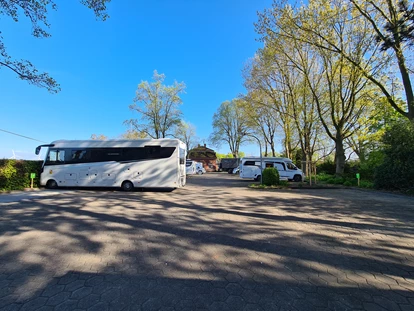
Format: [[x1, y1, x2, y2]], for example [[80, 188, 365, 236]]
[[219, 158, 240, 173], [239, 157, 304, 182], [35, 139, 187, 191], [186, 159, 197, 175], [195, 162, 206, 175], [187, 160, 206, 175]]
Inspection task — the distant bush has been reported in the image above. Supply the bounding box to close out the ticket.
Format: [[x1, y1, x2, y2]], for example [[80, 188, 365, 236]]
[[0, 160, 42, 191], [343, 181, 353, 187], [358, 151, 385, 180], [262, 167, 280, 186], [360, 180, 374, 188], [374, 120, 414, 191], [316, 173, 334, 182], [317, 160, 336, 175]]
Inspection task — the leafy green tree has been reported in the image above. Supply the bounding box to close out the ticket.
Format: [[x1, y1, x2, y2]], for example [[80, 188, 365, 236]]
[[120, 129, 147, 139], [375, 119, 414, 191], [350, 0, 414, 121], [0, 0, 111, 92], [90, 134, 107, 140], [125, 71, 186, 139], [209, 99, 250, 158], [256, 0, 380, 175]]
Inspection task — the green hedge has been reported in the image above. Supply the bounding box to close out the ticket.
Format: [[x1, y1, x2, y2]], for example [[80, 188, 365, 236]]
[[0, 160, 43, 191], [262, 167, 280, 186]]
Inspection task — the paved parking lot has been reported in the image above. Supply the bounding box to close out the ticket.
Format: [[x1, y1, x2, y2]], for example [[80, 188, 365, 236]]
[[1, 173, 414, 310]]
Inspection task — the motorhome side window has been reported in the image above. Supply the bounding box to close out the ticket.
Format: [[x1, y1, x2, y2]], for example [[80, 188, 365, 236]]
[[244, 161, 256, 166], [71, 149, 89, 162]]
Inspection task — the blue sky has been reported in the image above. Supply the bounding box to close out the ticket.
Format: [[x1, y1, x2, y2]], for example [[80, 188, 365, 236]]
[[0, 0, 277, 159]]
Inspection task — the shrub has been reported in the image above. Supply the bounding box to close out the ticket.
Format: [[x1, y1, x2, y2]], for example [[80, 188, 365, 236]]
[[0, 160, 43, 191], [326, 178, 336, 184], [332, 178, 345, 185], [316, 173, 334, 182], [262, 167, 280, 186], [359, 180, 374, 188], [343, 181, 353, 187], [374, 120, 414, 191], [359, 151, 385, 180], [317, 160, 336, 175]]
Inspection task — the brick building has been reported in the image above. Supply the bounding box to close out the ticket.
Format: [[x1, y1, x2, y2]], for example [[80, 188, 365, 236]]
[[187, 144, 218, 172]]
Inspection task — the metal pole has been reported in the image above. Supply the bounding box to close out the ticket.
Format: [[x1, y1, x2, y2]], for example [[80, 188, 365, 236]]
[[247, 134, 263, 185]]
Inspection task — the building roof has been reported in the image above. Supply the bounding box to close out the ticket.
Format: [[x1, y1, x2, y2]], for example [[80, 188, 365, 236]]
[[188, 144, 217, 159]]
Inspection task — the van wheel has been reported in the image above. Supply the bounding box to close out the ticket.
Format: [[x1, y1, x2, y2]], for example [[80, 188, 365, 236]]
[[227, 169, 233, 174], [254, 175, 261, 182], [121, 181, 134, 191], [46, 180, 58, 189], [293, 175, 302, 182]]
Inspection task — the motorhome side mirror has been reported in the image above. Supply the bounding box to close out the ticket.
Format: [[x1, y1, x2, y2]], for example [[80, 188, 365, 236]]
[[35, 146, 41, 155]]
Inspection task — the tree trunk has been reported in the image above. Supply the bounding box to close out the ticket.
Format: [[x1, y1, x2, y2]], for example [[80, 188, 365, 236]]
[[334, 133, 346, 177]]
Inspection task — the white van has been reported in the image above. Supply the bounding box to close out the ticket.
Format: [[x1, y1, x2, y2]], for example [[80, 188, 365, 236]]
[[186, 160, 197, 175], [239, 157, 304, 182]]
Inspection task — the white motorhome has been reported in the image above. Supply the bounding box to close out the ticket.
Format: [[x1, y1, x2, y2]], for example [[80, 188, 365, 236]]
[[186, 159, 197, 175], [239, 157, 304, 182], [35, 139, 187, 191], [186, 160, 206, 175]]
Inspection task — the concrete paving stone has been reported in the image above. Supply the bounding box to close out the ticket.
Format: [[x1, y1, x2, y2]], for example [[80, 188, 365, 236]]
[[225, 283, 244, 296], [91, 281, 114, 295], [226, 295, 245, 310], [239, 279, 257, 290], [2, 176, 414, 311], [243, 303, 264, 311], [372, 295, 401, 311], [174, 299, 195, 310], [46, 292, 70, 306], [258, 297, 279, 311], [20, 297, 48, 311], [77, 293, 100, 309], [195, 282, 214, 294], [327, 300, 354, 311], [362, 302, 389, 311], [100, 287, 120, 303], [0, 304, 23, 311], [210, 287, 229, 302], [241, 289, 261, 304], [87, 302, 109, 311], [225, 273, 242, 283], [57, 273, 79, 286], [285, 287, 306, 300], [40, 285, 65, 298], [84, 276, 104, 287], [192, 293, 214, 309], [130, 289, 150, 306], [64, 280, 85, 293], [400, 304, 414, 311], [209, 301, 230, 311], [70, 287, 93, 300]]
